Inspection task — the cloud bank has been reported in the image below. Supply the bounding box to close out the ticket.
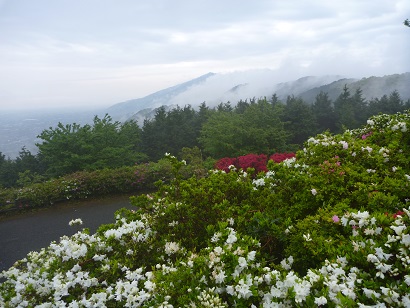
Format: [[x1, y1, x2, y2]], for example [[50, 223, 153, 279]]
[[0, 0, 409, 110]]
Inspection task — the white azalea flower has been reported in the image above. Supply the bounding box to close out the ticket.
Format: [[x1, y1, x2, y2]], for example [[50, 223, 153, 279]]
[[314, 296, 327, 305], [164, 241, 180, 255], [391, 225, 406, 236], [69, 218, 83, 226], [303, 233, 312, 242], [226, 229, 237, 244]]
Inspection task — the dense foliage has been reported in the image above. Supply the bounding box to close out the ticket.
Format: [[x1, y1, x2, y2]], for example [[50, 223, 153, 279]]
[[1, 111, 410, 306], [1, 87, 409, 189], [36, 114, 146, 178], [0, 147, 211, 213], [0, 159, 177, 213], [199, 99, 289, 157]]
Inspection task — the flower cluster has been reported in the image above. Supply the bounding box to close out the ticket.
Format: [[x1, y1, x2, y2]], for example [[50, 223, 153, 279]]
[[215, 152, 295, 173], [269, 152, 296, 163], [319, 155, 344, 175], [215, 154, 267, 173], [68, 218, 83, 226], [0, 213, 157, 307], [2, 201, 410, 307]]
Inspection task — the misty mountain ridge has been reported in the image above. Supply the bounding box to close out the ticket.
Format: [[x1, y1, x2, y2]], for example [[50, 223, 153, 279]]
[[107, 70, 409, 124], [1, 70, 409, 158], [108, 71, 345, 122], [298, 73, 410, 103], [107, 72, 216, 121]]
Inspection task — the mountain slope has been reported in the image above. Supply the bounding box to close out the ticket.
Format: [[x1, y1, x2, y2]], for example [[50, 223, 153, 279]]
[[107, 72, 216, 121], [298, 72, 410, 103], [273, 75, 348, 100]]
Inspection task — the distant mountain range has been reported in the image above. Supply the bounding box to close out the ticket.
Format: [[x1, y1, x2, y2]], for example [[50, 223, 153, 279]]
[[106, 70, 410, 123], [1, 70, 409, 158]]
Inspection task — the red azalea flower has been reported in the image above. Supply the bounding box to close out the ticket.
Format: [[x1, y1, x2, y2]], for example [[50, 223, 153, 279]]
[[269, 152, 295, 163], [393, 210, 405, 218], [215, 157, 237, 172], [238, 154, 268, 172]]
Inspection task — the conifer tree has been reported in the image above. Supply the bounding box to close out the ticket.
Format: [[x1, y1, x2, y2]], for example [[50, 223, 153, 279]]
[[283, 96, 317, 145], [311, 91, 336, 133], [334, 85, 356, 132]]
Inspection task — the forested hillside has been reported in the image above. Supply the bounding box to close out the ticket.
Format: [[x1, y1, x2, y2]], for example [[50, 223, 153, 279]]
[[298, 73, 410, 103], [0, 85, 409, 188]]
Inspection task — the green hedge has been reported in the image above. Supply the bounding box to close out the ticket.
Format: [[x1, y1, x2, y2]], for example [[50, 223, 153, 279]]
[[0, 158, 178, 213]]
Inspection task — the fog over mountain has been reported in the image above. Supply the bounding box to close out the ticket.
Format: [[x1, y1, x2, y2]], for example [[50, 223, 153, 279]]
[[108, 69, 345, 122], [1, 70, 409, 158], [107, 70, 410, 123], [298, 73, 410, 103]]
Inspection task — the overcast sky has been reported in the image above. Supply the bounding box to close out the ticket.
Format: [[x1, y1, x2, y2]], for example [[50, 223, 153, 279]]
[[0, 0, 409, 110]]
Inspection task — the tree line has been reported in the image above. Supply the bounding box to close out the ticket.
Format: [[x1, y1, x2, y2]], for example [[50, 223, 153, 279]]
[[0, 86, 408, 188]]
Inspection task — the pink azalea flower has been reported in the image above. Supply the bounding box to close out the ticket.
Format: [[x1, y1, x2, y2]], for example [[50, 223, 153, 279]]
[[332, 215, 340, 223]]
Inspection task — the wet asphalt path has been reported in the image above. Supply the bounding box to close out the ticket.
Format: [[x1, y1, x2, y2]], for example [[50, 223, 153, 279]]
[[0, 195, 135, 272]]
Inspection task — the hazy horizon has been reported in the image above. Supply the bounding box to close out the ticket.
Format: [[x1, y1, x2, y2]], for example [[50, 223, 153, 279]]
[[1, 69, 409, 113]]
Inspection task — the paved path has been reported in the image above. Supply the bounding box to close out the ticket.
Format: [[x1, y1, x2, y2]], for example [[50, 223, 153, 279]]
[[0, 195, 135, 272]]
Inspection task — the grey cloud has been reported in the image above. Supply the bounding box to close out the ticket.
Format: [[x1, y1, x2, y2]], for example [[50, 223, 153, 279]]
[[0, 0, 408, 110]]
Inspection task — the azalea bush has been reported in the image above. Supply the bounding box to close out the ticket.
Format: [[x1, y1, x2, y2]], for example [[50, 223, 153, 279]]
[[269, 152, 296, 163], [1, 111, 410, 306], [215, 152, 295, 174]]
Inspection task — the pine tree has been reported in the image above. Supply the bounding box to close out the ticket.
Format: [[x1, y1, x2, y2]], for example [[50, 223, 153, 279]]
[[334, 85, 356, 132], [283, 96, 317, 146], [311, 91, 336, 133]]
